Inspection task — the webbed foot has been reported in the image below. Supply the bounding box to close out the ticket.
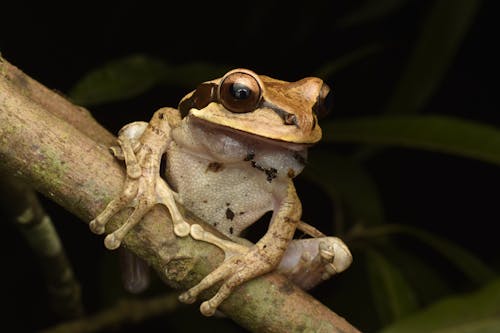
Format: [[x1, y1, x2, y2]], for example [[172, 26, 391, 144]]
[[90, 121, 190, 249]]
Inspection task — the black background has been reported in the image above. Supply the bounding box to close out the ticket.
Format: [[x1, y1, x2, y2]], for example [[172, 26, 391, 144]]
[[1, 1, 498, 332]]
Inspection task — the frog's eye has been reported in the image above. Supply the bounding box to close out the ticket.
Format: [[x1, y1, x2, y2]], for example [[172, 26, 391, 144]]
[[313, 83, 333, 118], [218, 70, 263, 113]]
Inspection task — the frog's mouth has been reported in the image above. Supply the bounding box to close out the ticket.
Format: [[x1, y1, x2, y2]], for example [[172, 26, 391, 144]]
[[188, 114, 312, 152], [188, 102, 322, 145]]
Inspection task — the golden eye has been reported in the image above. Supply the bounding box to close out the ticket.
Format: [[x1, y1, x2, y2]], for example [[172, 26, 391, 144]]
[[218, 70, 263, 113]]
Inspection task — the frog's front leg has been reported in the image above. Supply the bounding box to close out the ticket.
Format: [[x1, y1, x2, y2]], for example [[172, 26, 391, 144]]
[[89, 108, 190, 249], [179, 179, 301, 316]]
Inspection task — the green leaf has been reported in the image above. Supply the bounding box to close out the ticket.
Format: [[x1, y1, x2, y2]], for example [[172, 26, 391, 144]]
[[336, 0, 410, 28], [379, 244, 451, 305], [379, 278, 500, 333], [160, 62, 230, 88], [306, 152, 385, 226], [314, 43, 383, 79], [323, 115, 500, 166], [68, 55, 229, 106], [385, 0, 482, 114], [353, 224, 496, 285], [69, 55, 169, 106], [365, 249, 418, 325]]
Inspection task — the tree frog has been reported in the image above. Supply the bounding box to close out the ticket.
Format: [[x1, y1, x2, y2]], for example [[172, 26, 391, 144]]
[[89, 69, 352, 316]]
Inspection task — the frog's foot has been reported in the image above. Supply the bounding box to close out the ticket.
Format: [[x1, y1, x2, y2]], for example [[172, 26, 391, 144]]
[[179, 224, 261, 316], [277, 237, 352, 290], [89, 122, 190, 250], [318, 237, 352, 280]]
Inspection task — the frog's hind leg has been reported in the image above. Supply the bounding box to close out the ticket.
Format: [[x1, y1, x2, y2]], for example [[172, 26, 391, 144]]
[[180, 181, 301, 316], [277, 225, 352, 290], [178, 224, 251, 315]]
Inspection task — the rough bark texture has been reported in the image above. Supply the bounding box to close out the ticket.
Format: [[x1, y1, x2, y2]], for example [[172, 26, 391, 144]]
[[0, 56, 360, 333]]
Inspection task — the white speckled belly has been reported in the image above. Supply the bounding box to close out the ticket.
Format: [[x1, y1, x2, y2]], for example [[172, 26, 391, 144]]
[[166, 116, 306, 238]]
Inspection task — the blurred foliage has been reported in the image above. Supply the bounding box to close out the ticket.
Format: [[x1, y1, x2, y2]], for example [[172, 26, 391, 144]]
[[323, 115, 500, 166], [5, 0, 493, 332], [69, 57, 230, 106], [380, 278, 500, 333], [384, 0, 482, 115]]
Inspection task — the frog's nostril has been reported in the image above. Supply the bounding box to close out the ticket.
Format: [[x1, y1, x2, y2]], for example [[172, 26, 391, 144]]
[[284, 114, 298, 126]]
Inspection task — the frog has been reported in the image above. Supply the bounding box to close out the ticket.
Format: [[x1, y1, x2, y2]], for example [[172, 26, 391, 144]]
[[89, 68, 352, 316]]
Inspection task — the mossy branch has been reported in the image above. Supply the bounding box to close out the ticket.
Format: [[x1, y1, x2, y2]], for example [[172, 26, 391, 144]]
[[0, 56, 359, 333]]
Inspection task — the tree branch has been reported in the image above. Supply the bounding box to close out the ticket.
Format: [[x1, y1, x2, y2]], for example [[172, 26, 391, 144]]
[[0, 56, 360, 333], [41, 293, 181, 333], [0, 174, 84, 319]]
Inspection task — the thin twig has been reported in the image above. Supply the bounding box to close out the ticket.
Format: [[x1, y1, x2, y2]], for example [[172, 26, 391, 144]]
[[41, 293, 181, 333], [0, 174, 84, 319]]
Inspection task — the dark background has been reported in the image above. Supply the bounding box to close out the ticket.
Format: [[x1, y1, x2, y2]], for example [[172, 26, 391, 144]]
[[1, 1, 498, 332]]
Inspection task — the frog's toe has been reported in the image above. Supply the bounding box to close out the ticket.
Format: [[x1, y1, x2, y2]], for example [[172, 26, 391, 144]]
[[319, 237, 352, 279], [89, 219, 105, 235], [104, 233, 121, 250], [178, 290, 197, 304], [173, 222, 191, 237], [200, 300, 217, 317]]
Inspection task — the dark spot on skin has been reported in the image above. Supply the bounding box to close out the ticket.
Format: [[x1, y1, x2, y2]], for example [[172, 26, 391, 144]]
[[244, 152, 255, 161], [229, 226, 234, 234], [226, 208, 235, 220], [283, 217, 297, 225], [202, 200, 207, 203], [226, 202, 230, 206], [293, 152, 307, 165], [158, 112, 165, 119], [206, 162, 224, 172], [250, 161, 278, 182], [265, 168, 278, 182], [287, 169, 295, 178], [213, 222, 218, 227], [263, 245, 267, 249], [239, 211, 245, 215]]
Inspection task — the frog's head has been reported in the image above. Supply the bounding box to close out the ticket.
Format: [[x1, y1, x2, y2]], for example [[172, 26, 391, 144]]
[[178, 69, 332, 144]]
